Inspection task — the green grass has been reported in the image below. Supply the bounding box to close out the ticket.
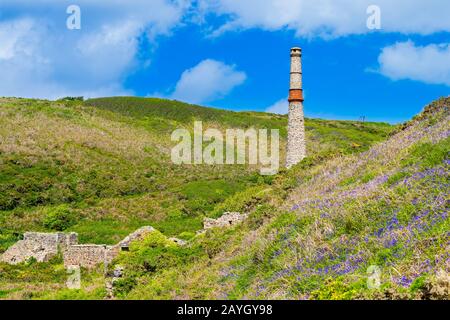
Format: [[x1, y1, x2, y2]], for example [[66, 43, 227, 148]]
[[402, 137, 450, 169], [85, 97, 288, 135], [179, 179, 247, 215]]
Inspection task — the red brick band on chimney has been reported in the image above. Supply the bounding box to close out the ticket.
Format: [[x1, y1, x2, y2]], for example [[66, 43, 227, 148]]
[[288, 89, 304, 102]]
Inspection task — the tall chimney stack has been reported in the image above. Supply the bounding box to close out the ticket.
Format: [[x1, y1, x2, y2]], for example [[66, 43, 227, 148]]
[[286, 47, 306, 168]]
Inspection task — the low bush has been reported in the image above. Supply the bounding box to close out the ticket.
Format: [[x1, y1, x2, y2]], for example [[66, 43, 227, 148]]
[[43, 205, 78, 231]]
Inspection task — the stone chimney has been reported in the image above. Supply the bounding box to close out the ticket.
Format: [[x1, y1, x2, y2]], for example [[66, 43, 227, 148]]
[[286, 47, 306, 168]]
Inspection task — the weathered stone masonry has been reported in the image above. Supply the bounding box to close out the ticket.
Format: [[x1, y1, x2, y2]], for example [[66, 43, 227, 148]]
[[0, 232, 78, 264], [62, 226, 155, 269], [203, 212, 248, 230], [286, 47, 307, 168], [63, 245, 114, 269], [1, 215, 249, 270], [0, 227, 155, 269]]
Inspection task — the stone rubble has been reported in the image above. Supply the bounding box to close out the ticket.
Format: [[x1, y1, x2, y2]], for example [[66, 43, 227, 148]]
[[203, 212, 248, 230], [169, 237, 187, 246], [105, 265, 124, 300]]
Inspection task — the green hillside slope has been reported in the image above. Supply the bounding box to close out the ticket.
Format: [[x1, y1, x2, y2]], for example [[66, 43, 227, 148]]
[[0, 97, 391, 248], [20, 96, 445, 301], [106, 98, 447, 300], [7, 95, 444, 300]]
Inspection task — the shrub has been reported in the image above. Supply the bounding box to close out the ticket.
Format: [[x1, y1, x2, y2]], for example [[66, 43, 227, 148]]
[[113, 277, 137, 297], [116, 230, 203, 275], [210, 186, 269, 218], [310, 278, 359, 300], [180, 179, 245, 216], [177, 231, 196, 241], [0, 229, 21, 253], [246, 204, 274, 229], [43, 205, 78, 231], [197, 229, 233, 259], [410, 275, 427, 294], [57, 96, 84, 102]]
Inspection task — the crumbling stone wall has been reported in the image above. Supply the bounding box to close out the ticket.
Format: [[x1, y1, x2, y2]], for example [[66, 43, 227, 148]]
[[116, 226, 154, 249], [1, 219, 243, 270], [203, 212, 248, 230], [0, 227, 155, 269], [63, 245, 112, 269], [63, 226, 155, 269], [1, 232, 78, 264], [24, 232, 78, 249]]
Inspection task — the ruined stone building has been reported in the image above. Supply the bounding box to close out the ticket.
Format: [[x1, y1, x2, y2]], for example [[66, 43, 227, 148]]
[[0, 226, 155, 269], [0, 214, 249, 270], [286, 47, 306, 168]]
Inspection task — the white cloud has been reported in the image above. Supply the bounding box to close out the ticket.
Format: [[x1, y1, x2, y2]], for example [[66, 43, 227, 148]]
[[0, 18, 35, 60], [0, 0, 192, 99], [199, 0, 450, 38], [266, 98, 288, 114], [171, 59, 247, 104], [377, 41, 450, 86]]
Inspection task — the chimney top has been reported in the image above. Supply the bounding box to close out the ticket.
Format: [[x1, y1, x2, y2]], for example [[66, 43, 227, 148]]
[[290, 47, 302, 55]]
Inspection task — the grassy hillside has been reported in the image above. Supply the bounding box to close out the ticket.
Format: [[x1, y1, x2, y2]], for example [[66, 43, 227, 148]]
[[6, 95, 444, 300], [17, 97, 446, 301], [104, 98, 447, 300], [0, 97, 391, 248]]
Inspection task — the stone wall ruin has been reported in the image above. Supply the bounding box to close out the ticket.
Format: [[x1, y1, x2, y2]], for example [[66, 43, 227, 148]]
[[203, 212, 248, 230], [0, 226, 155, 269], [1, 212, 248, 270], [0, 232, 78, 264]]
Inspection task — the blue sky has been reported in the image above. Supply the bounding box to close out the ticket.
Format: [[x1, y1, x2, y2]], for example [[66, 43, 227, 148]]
[[0, 1, 449, 123]]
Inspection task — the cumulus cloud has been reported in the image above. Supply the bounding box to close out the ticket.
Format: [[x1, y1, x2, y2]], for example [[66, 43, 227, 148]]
[[0, 0, 191, 99], [266, 98, 288, 114], [377, 41, 450, 86], [199, 0, 450, 38], [171, 59, 247, 104]]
